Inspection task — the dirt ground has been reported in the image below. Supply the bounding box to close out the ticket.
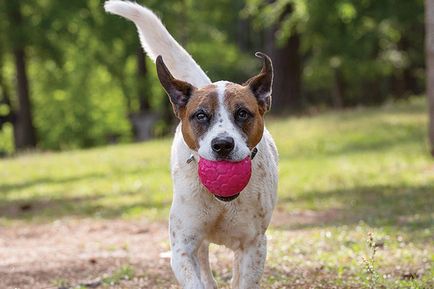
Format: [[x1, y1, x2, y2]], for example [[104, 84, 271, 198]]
[[0, 209, 339, 289], [0, 217, 261, 289], [0, 219, 182, 289], [1, 209, 430, 289]]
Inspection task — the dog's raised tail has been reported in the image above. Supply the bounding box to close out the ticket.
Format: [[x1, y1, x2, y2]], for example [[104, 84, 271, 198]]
[[104, 0, 211, 88]]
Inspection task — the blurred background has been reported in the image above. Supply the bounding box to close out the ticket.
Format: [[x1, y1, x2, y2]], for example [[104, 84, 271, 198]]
[[0, 0, 426, 154], [1, 1, 433, 288]]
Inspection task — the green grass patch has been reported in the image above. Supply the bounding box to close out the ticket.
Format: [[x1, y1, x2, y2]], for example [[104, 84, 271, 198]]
[[102, 265, 135, 286]]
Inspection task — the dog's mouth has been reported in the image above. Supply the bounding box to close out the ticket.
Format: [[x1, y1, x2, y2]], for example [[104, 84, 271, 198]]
[[214, 193, 240, 202]]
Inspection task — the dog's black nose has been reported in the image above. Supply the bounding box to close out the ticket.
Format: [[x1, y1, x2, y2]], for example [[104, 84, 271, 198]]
[[211, 136, 234, 157]]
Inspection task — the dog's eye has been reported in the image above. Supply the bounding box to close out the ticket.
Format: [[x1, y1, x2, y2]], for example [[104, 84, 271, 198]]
[[235, 109, 250, 121], [195, 112, 209, 122]]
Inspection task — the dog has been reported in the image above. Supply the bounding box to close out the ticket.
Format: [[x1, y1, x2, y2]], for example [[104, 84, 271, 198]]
[[105, 1, 278, 288]]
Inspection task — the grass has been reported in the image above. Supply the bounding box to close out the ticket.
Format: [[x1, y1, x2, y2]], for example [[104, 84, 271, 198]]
[[1, 97, 433, 288], [52, 266, 136, 289], [102, 265, 135, 286]]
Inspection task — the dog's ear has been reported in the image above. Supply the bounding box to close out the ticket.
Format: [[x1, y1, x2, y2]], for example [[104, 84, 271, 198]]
[[156, 55, 196, 117], [243, 52, 273, 112]]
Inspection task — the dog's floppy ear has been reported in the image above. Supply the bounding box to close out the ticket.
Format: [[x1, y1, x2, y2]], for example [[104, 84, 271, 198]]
[[243, 52, 273, 112], [156, 55, 196, 117]]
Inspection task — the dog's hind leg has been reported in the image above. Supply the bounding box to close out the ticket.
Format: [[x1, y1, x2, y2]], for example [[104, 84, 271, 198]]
[[198, 241, 218, 289]]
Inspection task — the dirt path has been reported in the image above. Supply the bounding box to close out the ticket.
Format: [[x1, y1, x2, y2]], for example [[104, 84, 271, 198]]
[[0, 219, 183, 289], [0, 209, 351, 289]]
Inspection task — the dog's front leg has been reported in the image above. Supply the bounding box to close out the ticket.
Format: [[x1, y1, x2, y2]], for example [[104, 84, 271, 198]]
[[170, 214, 205, 289], [235, 234, 267, 289], [198, 241, 218, 289]]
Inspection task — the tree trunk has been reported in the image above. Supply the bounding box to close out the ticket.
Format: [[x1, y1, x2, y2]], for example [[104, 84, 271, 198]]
[[332, 68, 344, 108], [8, 2, 36, 150], [137, 47, 150, 112], [237, 18, 251, 51], [427, 0, 434, 156], [265, 3, 302, 113], [129, 48, 157, 141], [13, 48, 36, 149]]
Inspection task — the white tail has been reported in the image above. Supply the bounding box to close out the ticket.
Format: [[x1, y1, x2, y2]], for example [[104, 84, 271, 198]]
[[104, 0, 211, 88]]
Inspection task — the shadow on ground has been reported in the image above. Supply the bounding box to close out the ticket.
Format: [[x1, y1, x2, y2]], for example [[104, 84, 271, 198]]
[[0, 172, 107, 195], [0, 192, 169, 221], [275, 184, 433, 235]]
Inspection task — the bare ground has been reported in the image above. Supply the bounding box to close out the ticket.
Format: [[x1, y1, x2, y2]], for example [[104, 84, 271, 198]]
[[0, 211, 324, 289], [1, 209, 430, 289], [0, 219, 180, 289]]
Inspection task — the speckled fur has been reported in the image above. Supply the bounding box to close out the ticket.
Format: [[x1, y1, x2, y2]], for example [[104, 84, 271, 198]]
[[170, 126, 278, 289]]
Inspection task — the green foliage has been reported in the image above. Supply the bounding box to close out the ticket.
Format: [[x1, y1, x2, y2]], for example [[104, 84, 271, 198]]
[[0, 0, 427, 152], [245, 0, 425, 105], [30, 48, 131, 150], [0, 123, 13, 154], [0, 0, 259, 152]]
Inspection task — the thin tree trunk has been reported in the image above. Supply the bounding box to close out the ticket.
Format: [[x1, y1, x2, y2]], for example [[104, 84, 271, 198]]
[[237, 18, 250, 51], [267, 31, 302, 112], [129, 48, 157, 141], [8, 1, 36, 150], [426, 0, 434, 156], [13, 47, 36, 149], [137, 47, 150, 112], [332, 68, 344, 108]]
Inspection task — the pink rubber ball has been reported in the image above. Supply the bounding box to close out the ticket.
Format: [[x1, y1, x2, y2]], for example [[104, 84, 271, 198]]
[[198, 157, 252, 197]]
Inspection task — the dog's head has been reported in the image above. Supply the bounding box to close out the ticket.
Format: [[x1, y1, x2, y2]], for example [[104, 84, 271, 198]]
[[156, 52, 273, 162]]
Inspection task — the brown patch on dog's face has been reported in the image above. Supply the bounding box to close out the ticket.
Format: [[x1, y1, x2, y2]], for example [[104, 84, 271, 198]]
[[178, 85, 219, 150], [156, 52, 273, 157], [224, 83, 265, 149]]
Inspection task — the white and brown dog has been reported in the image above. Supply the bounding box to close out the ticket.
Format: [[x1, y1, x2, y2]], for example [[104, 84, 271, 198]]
[[105, 1, 278, 288]]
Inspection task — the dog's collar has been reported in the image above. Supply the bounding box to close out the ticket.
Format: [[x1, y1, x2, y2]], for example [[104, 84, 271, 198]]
[[186, 147, 258, 164], [186, 153, 196, 164], [250, 147, 258, 160]]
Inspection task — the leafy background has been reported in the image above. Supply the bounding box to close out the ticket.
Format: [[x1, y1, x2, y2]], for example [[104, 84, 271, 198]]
[[0, 0, 426, 153]]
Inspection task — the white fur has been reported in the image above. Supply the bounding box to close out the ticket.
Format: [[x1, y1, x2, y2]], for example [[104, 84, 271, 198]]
[[198, 81, 251, 161], [104, 0, 211, 88], [105, 2, 279, 288]]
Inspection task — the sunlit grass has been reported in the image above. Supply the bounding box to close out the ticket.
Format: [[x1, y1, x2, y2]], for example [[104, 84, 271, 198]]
[[1, 138, 173, 221]]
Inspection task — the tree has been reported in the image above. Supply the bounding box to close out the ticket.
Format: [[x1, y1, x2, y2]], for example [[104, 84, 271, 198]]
[[265, 3, 302, 112], [3, 1, 37, 150], [427, 0, 434, 156], [129, 48, 158, 141], [245, 0, 304, 112], [246, 0, 425, 108]]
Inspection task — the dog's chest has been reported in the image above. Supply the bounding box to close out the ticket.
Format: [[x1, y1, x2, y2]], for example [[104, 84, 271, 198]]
[[204, 196, 270, 249]]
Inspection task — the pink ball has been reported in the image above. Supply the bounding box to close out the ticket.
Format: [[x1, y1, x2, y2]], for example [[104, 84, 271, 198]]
[[198, 157, 252, 197]]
